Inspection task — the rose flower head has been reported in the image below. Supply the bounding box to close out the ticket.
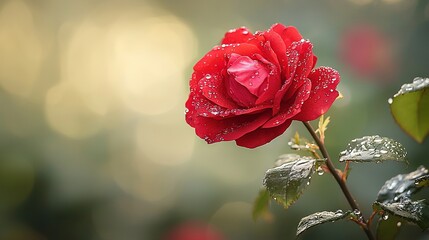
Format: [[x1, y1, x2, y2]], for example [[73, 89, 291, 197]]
[[185, 24, 340, 148]]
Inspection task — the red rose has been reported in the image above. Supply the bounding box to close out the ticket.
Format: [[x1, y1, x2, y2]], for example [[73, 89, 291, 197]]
[[185, 23, 340, 148]]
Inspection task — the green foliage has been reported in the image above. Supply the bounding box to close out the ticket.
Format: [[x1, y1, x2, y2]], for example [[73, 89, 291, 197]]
[[373, 199, 429, 230], [377, 166, 428, 203], [263, 156, 321, 210], [374, 166, 429, 238], [415, 174, 429, 188], [296, 210, 351, 237], [390, 77, 429, 143], [252, 189, 271, 221], [376, 215, 402, 240], [339, 135, 407, 163]]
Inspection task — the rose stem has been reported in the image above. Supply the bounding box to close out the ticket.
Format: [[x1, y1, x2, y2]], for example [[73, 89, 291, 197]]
[[303, 121, 375, 240]]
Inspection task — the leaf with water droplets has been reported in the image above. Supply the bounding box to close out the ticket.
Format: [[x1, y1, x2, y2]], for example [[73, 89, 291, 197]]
[[415, 174, 429, 187], [252, 188, 272, 221], [373, 199, 429, 230], [377, 166, 428, 203], [390, 77, 429, 143], [376, 214, 402, 240], [274, 154, 301, 167], [338, 135, 407, 163], [296, 210, 352, 237], [263, 157, 319, 210]]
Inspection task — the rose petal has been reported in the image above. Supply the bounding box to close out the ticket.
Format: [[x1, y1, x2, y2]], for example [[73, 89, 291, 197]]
[[253, 52, 282, 105], [222, 27, 254, 44], [194, 43, 262, 75], [263, 28, 288, 76], [272, 40, 313, 114], [263, 78, 311, 128], [224, 74, 257, 107], [293, 67, 340, 121], [227, 55, 269, 95], [283, 40, 314, 99], [193, 44, 264, 109], [236, 120, 292, 148], [193, 112, 271, 144], [271, 23, 303, 48], [186, 90, 272, 121], [199, 72, 238, 109]]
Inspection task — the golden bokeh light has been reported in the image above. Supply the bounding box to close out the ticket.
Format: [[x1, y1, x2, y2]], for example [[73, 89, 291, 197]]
[[0, 0, 44, 97], [58, 20, 114, 117], [136, 117, 195, 166], [45, 82, 104, 139], [111, 153, 180, 203], [210, 201, 254, 236], [108, 14, 198, 115], [46, 4, 198, 138]]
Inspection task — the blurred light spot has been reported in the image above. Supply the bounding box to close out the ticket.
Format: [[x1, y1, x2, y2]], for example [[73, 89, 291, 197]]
[[136, 119, 195, 166], [0, 154, 34, 210], [45, 82, 104, 139], [58, 20, 113, 116], [112, 155, 179, 203], [381, 0, 402, 4], [0, 0, 43, 97], [347, 0, 373, 5], [108, 15, 198, 115], [164, 221, 224, 240], [339, 25, 397, 81], [210, 202, 254, 237]]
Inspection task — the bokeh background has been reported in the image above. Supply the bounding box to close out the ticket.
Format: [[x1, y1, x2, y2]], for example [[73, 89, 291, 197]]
[[1, 0, 429, 239]]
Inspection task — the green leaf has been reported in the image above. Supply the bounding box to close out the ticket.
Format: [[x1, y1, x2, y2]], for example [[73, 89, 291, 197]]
[[373, 199, 429, 230], [274, 154, 301, 167], [296, 210, 352, 237], [263, 157, 317, 210], [390, 77, 429, 143], [339, 135, 407, 163], [376, 215, 403, 240], [415, 174, 429, 187], [252, 189, 271, 221], [377, 166, 428, 203]]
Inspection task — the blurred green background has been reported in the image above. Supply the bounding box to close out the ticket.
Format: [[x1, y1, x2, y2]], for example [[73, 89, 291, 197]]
[[0, 0, 429, 239]]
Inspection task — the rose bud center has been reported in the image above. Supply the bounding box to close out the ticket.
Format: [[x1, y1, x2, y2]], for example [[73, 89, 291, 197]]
[[227, 53, 269, 97]]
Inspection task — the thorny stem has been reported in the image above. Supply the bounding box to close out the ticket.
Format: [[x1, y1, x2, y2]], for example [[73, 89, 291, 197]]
[[303, 121, 375, 240]]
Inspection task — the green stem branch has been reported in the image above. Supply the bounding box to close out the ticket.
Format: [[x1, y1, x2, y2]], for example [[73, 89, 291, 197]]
[[303, 121, 375, 240]]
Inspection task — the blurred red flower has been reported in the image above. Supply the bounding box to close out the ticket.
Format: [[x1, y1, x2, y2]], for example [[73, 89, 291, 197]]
[[163, 222, 224, 240], [340, 25, 397, 81]]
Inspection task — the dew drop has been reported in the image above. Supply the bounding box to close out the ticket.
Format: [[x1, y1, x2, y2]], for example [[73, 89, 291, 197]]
[[388, 98, 393, 104], [353, 209, 361, 215], [397, 222, 402, 227], [316, 166, 324, 176]]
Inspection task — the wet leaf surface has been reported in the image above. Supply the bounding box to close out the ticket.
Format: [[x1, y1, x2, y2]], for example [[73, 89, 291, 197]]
[[263, 157, 317, 210], [373, 199, 429, 230], [390, 77, 429, 143], [339, 135, 407, 163], [296, 210, 351, 237], [377, 166, 428, 203]]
